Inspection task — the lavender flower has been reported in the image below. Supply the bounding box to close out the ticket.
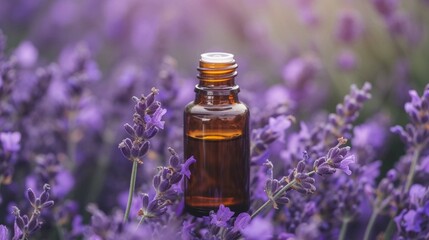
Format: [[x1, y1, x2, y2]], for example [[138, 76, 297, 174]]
[[391, 84, 429, 149], [371, 0, 398, 17], [121, 87, 167, 222], [137, 148, 195, 221], [310, 83, 372, 153], [0, 132, 21, 152], [12, 41, 38, 68], [335, 9, 364, 44], [395, 185, 429, 239], [210, 204, 235, 228], [313, 138, 355, 176], [0, 225, 9, 240], [12, 184, 54, 240], [251, 115, 294, 163]]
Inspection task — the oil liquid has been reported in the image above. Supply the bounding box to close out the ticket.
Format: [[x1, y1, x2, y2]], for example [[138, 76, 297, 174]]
[[184, 133, 249, 216]]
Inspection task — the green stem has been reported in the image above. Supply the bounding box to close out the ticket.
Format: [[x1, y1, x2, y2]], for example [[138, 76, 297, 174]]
[[363, 209, 379, 240], [339, 217, 351, 240], [251, 171, 315, 219], [384, 219, 396, 240], [123, 160, 139, 223], [136, 216, 145, 230], [404, 145, 422, 193]]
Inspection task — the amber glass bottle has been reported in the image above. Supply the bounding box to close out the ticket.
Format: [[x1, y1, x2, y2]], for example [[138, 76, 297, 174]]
[[184, 52, 250, 216]]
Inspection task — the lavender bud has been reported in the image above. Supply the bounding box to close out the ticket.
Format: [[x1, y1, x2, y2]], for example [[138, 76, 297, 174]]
[[276, 196, 290, 204], [140, 193, 149, 209], [40, 191, 50, 204], [145, 92, 156, 107], [147, 199, 160, 213], [169, 172, 182, 184], [118, 142, 131, 159], [135, 125, 144, 137], [15, 215, 25, 230], [146, 101, 161, 115], [144, 127, 158, 139], [131, 144, 140, 158], [153, 175, 161, 189], [124, 123, 135, 136], [297, 161, 305, 173], [169, 154, 180, 169], [138, 141, 149, 157], [41, 200, 54, 209], [124, 138, 133, 149], [136, 101, 146, 115], [159, 180, 171, 192], [27, 189, 36, 204]]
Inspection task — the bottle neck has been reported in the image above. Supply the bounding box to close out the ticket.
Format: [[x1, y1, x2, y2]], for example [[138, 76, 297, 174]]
[[195, 60, 240, 105]]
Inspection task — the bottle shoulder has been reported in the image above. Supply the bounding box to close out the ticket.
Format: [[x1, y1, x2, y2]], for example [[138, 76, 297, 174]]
[[184, 101, 249, 115]]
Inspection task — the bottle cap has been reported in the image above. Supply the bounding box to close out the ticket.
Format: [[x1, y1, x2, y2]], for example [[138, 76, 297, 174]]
[[201, 52, 234, 63]]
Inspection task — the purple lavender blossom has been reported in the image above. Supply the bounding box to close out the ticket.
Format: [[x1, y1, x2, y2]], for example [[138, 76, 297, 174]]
[[314, 138, 355, 176], [0, 225, 8, 240], [12, 184, 54, 240], [395, 184, 429, 238], [119, 88, 166, 164], [282, 56, 320, 87], [0, 132, 21, 152], [13, 41, 38, 68], [335, 9, 364, 44], [210, 204, 235, 228], [136, 148, 195, 221], [391, 84, 429, 148], [371, 0, 398, 17]]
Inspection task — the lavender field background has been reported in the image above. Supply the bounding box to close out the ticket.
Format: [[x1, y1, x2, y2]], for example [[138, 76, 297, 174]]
[[1, 0, 429, 239]]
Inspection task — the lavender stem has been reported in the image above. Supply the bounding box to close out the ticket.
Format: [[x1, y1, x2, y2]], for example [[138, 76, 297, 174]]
[[363, 208, 379, 240], [124, 160, 139, 223], [404, 145, 422, 193], [339, 217, 351, 240], [251, 170, 315, 219]]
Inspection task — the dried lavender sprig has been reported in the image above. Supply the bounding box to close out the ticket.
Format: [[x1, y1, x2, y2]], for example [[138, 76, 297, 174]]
[[12, 184, 54, 240], [119, 88, 166, 223], [251, 138, 354, 219]]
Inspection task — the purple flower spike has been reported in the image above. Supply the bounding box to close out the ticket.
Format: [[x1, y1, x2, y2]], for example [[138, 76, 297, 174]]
[[210, 205, 235, 228]]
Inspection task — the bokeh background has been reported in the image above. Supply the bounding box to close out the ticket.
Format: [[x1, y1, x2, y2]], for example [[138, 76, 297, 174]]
[[1, 0, 429, 239]]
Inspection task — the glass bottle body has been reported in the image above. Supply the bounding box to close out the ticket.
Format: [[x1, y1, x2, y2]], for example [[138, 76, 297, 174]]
[[184, 98, 249, 216], [184, 54, 250, 216]]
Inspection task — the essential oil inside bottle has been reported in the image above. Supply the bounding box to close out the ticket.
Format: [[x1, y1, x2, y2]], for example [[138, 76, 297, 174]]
[[184, 52, 250, 216]]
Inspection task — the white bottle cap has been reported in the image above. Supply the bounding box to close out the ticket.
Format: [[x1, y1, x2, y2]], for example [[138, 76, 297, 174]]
[[201, 52, 234, 63]]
